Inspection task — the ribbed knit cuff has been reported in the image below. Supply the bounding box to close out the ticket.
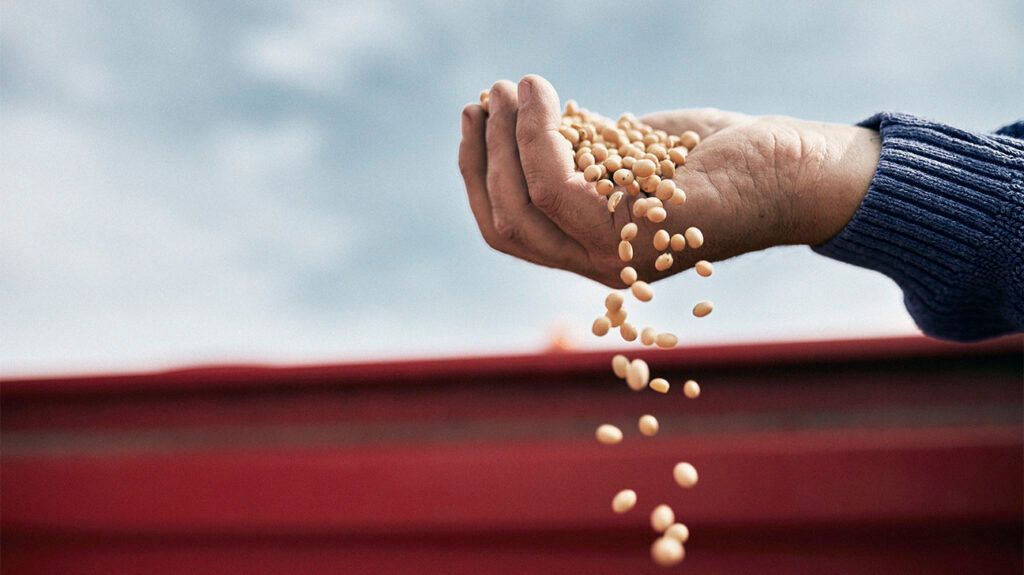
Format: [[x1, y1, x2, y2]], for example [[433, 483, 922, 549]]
[[813, 113, 1024, 341]]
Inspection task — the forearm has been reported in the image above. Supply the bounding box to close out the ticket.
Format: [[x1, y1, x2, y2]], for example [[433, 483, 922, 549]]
[[812, 113, 1024, 341]]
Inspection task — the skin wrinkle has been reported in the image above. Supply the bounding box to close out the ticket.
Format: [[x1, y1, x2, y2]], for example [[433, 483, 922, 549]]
[[746, 130, 776, 221], [793, 125, 829, 245]]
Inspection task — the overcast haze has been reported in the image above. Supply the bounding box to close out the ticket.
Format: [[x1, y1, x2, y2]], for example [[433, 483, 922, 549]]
[[2, 0, 1022, 375]]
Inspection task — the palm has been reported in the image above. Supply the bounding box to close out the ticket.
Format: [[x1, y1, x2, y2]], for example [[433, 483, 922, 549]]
[[580, 112, 803, 287]]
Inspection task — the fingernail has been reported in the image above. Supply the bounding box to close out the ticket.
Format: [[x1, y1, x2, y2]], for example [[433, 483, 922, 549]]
[[518, 79, 532, 105]]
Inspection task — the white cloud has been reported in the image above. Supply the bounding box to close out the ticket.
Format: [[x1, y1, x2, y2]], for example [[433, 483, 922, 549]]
[[237, 1, 411, 91], [211, 118, 323, 182], [0, 102, 358, 374]]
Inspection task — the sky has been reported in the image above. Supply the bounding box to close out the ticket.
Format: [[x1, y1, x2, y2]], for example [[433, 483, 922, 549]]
[[2, 0, 1022, 376]]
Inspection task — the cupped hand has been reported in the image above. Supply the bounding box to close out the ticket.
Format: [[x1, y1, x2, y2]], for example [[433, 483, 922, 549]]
[[458, 75, 879, 288]]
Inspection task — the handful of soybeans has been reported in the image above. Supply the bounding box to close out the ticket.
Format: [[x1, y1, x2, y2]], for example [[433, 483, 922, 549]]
[[479, 89, 719, 568], [554, 98, 716, 568]]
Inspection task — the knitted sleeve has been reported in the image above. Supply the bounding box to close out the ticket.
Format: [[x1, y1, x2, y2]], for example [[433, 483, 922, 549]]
[[813, 113, 1024, 341]]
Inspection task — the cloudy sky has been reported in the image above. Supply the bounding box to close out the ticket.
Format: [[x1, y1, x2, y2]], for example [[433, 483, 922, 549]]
[[2, 0, 1022, 375]]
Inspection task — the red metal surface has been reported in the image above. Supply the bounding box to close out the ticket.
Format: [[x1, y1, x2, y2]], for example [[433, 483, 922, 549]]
[[3, 335, 1018, 396], [2, 336, 1022, 574]]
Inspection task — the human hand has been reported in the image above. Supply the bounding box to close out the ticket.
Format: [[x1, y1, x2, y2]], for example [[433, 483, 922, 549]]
[[458, 75, 880, 288]]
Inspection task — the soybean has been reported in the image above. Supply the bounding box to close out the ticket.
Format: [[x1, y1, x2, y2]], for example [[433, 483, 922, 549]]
[[607, 191, 624, 212], [668, 147, 687, 164], [651, 537, 685, 567], [620, 266, 638, 286], [684, 226, 704, 249], [620, 223, 638, 241], [655, 178, 676, 201], [630, 281, 653, 302], [605, 291, 625, 311], [640, 326, 657, 346], [670, 233, 686, 251], [649, 378, 670, 394], [650, 504, 675, 533], [673, 462, 698, 488], [596, 424, 624, 445], [559, 125, 579, 146], [632, 198, 649, 218], [611, 354, 629, 379], [665, 523, 690, 543], [692, 300, 714, 318], [638, 414, 659, 436], [655, 253, 673, 271], [633, 159, 657, 178], [683, 379, 701, 399], [620, 322, 638, 342], [641, 175, 661, 194], [596, 179, 614, 197], [606, 307, 627, 327], [680, 130, 700, 150], [653, 230, 670, 251], [695, 260, 714, 277], [660, 160, 676, 179], [592, 316, 611, 337], [655, 332, 678, 348], [613, 168, 634, 186], [612, 489, 638, 514], [618, 240, 634, 262], [583, 164, 603, 182], [646, 207, 667, 223], [626, 358, 650, 391]]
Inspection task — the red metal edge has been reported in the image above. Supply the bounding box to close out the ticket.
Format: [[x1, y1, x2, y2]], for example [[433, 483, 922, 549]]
[[2, 335, 1021, 397]]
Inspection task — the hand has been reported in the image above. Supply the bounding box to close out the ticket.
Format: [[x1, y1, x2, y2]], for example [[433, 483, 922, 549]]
[[458, 75, 880, 288]]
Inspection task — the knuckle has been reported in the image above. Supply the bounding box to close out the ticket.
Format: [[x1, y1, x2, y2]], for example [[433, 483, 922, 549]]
[[492, 215, 519, 243], [481, 229, 505, 252], [516, 117, 545, 148], [528, 183, 560, 213]]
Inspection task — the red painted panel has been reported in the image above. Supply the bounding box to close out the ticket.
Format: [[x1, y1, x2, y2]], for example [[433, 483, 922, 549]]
[[4, 427, 1020, 534], [2, 336, 1021, 574]]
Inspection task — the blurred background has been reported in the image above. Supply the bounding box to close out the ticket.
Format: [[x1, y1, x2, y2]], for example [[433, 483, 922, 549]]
[[3, 0, 1022, 376], [3, 3, 1022, 574]]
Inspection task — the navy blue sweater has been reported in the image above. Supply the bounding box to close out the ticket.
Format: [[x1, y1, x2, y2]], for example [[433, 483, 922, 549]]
[[813, 113, 1024, 342]]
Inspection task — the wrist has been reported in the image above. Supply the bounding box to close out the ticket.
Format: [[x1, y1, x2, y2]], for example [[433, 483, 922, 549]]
[[792, 123, 881, 246]]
